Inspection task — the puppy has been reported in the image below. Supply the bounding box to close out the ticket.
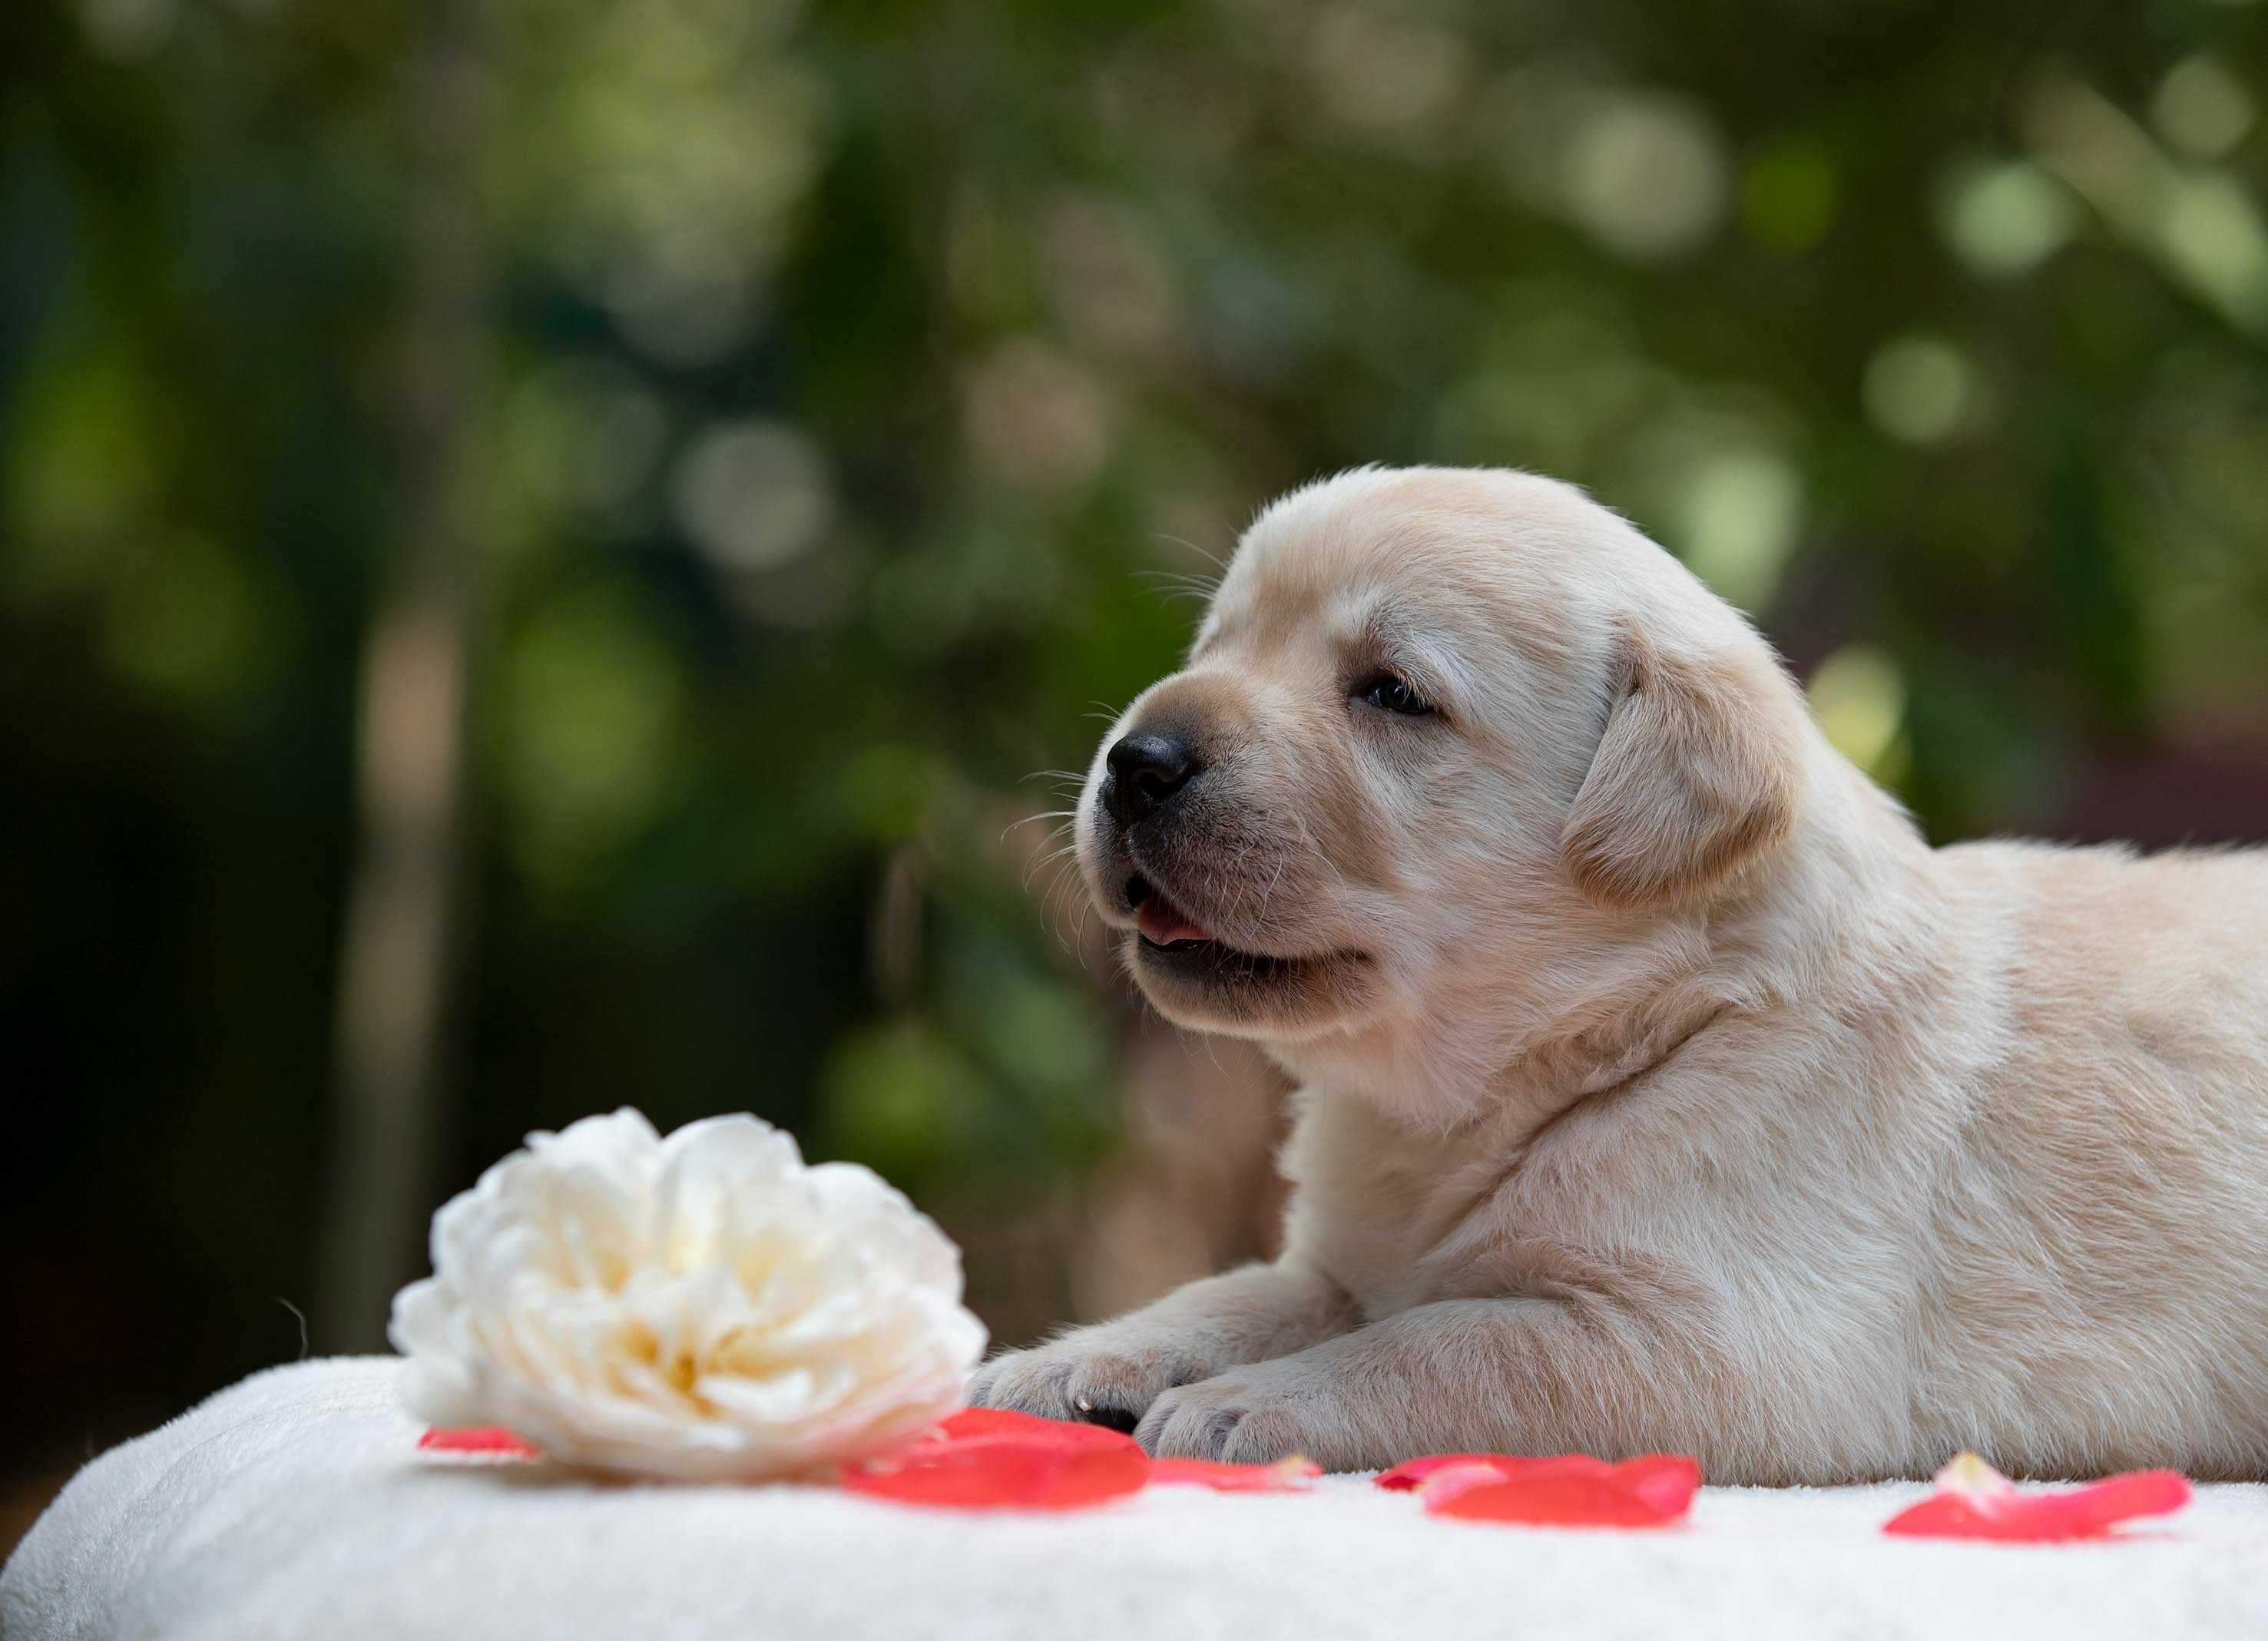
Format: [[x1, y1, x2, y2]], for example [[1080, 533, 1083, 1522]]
[[969, 465, 2268, 1483]]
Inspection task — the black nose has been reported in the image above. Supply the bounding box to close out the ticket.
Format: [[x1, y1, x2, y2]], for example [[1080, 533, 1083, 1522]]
[[1104, 732, 1197, 825]]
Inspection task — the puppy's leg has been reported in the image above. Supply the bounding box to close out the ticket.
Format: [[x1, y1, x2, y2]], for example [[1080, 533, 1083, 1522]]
[[966, 1259, 1355, 1433], [1137, 1295, 1727, 1471]]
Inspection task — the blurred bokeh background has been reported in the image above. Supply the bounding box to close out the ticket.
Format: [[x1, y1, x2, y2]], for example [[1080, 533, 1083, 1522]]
[[5, 0, 2267, 1550]]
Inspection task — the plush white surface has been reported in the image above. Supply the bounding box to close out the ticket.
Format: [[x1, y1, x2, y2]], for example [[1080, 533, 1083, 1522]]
[[9, 1359, 2268, 1641]]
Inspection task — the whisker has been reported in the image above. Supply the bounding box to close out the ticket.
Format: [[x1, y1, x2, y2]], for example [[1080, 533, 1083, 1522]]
[[1021, 835, 1079, 892], [1152, 532, 1230, 574], [1038, 868, 1078, 953], [1254, 856, 1288, 924]]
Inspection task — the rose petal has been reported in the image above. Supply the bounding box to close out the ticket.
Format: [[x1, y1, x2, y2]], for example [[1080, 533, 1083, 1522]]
[[922, 1406, 1142, 1454], [2051, 1471, 2194, 1536], [1417, 1454, 1700, 1527], [1381, 1451, 1700, 1510], [1609, 1454, 1705, 1517], [1375, 1453, 1519, 1491], [846, 1438, 1151, 1510], [419, 1425, 541, 1457], [1150, 1455, 1321, 1492], [1882, 1453, 2191, 1541], [1426, 1474, 1672, 1527], [1934, 1449, 2016, 1504]]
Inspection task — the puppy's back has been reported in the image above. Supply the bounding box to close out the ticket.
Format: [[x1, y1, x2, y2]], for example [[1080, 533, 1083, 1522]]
[[1947, 839, 2268, 1073], [1915, 839, 2268, 1475]]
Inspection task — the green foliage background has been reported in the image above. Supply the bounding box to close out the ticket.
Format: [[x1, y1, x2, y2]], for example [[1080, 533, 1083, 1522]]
[[3, 0, 2266, 1494]]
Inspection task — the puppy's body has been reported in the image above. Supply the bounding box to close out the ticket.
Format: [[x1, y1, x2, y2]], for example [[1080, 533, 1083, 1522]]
[[1282, 839, 2268, 1482], [972, 467, 2268, 1482]]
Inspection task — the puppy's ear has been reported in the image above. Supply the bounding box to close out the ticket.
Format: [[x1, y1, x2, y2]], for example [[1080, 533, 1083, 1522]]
[[1561, 621, 1806, 910]]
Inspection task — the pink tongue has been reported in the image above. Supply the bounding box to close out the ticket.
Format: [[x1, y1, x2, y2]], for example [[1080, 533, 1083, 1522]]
[[1137, 895, 1211, 945]]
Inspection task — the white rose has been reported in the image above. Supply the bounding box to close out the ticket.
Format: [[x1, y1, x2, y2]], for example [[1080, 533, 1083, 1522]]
[[388, 1108, 988, 1481]]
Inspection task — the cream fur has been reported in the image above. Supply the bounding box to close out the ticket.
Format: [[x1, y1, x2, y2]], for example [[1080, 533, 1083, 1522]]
[[968, 465, 2268, 1484]]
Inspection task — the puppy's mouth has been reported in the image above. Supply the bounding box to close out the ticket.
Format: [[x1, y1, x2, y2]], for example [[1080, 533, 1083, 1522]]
[[1121, 872, 1361, 991], [1128, 874, 1216, 951]]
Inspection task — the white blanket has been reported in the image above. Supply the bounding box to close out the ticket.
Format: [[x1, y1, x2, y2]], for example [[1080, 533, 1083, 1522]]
[[8, 1358, 2268, 1640]]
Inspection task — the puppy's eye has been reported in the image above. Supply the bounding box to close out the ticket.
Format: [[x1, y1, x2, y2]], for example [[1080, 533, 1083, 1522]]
[[1356, 673, 1433, 716]]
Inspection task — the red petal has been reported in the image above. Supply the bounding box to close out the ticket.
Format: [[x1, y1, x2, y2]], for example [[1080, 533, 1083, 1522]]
[[922, 1407, 1143, 1454], [1150, 1456, 1322, 1492], [846, 1438, 1151, 1510], [418, 1426, 539, 1457], [1423, 1470, 1682, 1527], [1418, 1454, 1700, 1528], [2056, 1471, 2193, 1535], [1375, 1454, 1525, 1491], [1608, 1454, 1703, 1517], [1379, 1451, 1700, 1517], [1883, 1468, 2192, 1541]]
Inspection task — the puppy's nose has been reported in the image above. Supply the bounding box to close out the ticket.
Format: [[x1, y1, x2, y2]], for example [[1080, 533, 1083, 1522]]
[[1104, 731, 1197, 825]]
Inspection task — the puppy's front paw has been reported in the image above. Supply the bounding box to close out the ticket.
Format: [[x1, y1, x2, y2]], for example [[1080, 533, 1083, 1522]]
[[1134, 1364, 1349, 1467], [965, 1331, 1209, 1433]]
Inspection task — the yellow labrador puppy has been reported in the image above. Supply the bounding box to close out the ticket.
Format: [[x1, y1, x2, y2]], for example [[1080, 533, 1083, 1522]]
[[968, 465, 2268, 1483]]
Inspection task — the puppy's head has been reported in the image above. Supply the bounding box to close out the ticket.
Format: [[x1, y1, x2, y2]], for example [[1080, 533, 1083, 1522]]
[[1077, 467, 1814, 1048]]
